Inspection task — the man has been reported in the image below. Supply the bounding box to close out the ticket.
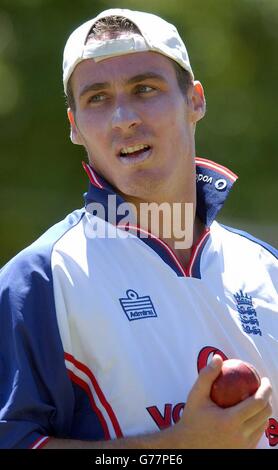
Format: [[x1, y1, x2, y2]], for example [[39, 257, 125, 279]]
[[0, 8, 277, 449]]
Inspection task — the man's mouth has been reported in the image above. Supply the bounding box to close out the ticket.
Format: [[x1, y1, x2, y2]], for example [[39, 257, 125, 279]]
[[118, 144, 152, 164]]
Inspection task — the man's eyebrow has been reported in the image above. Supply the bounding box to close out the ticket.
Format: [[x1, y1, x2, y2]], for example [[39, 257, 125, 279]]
[[79, 82, 110, 98], [79, 73, 166, 99], [126, 72, 167, 85]]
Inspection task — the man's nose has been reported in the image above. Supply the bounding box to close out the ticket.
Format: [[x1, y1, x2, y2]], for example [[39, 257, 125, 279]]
[[111, 99, 142, 132]]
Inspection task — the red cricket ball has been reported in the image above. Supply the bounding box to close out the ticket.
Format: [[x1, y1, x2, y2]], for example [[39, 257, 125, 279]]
[[210, 359, 261, 408]]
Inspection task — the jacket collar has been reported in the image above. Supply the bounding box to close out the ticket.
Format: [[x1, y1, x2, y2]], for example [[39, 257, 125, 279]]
[[83, 157, 238, 227]]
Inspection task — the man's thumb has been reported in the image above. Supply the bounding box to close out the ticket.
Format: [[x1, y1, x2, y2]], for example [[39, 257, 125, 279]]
[[188, 354, 223, 405]]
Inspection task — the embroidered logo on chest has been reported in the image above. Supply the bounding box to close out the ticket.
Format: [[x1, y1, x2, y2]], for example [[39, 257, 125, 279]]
[[119, 289, 157, 321], [234, 290, 262, 336]]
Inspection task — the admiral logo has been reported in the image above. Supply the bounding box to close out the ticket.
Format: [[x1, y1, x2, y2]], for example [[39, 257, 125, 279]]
[[234, 290, 262, 336], [119, 289, 157, 321]]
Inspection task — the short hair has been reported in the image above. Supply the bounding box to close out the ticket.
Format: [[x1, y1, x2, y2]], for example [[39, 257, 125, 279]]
[[66, 16, 193, 112]]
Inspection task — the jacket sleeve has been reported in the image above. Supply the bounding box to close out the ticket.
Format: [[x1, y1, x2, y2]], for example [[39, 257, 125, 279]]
[[0, 247, 75, 448]]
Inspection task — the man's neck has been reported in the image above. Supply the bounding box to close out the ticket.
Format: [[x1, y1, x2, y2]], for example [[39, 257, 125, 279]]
[[122, 194, 204, 270], [165, 216, 205, 268]]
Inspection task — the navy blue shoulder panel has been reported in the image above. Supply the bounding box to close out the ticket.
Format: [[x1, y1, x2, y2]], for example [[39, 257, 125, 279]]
[[0, 209, 89, 448], [221, 224, 278, 260]]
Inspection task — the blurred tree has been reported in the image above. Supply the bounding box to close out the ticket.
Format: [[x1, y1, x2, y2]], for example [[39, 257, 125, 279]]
[[0, 0, 277, 266]]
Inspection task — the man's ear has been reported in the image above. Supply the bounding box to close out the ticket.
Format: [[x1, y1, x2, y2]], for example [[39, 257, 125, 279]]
[[67, 108, 83, 145], [190, 81, 206, 123]]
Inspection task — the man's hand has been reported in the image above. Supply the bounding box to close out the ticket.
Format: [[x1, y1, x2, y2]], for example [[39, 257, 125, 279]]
[[44, 355, 272, 449], [172, 354, 272, 448]]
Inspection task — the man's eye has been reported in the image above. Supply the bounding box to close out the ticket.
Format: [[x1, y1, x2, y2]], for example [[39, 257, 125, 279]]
[[88, 94, 106, 103], [136, 85, 155, 94]]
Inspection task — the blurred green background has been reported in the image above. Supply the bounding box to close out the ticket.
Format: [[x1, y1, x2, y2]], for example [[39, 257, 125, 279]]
[[0, 0, 277, 266]]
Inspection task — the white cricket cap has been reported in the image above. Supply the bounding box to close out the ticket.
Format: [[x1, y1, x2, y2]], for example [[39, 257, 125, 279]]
[[63, 8, 194, 94]]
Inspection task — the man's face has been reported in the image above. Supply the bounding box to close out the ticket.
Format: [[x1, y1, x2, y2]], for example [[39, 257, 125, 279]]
[[69, 50, 204, 202]]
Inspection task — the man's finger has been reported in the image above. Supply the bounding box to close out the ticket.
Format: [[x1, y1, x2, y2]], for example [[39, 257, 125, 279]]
[[230, 377, 272, 422], [247, 421, 270, 449]]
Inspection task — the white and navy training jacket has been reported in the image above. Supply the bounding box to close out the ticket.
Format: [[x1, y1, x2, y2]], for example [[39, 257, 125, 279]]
[[0, 157, 277, 449]]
